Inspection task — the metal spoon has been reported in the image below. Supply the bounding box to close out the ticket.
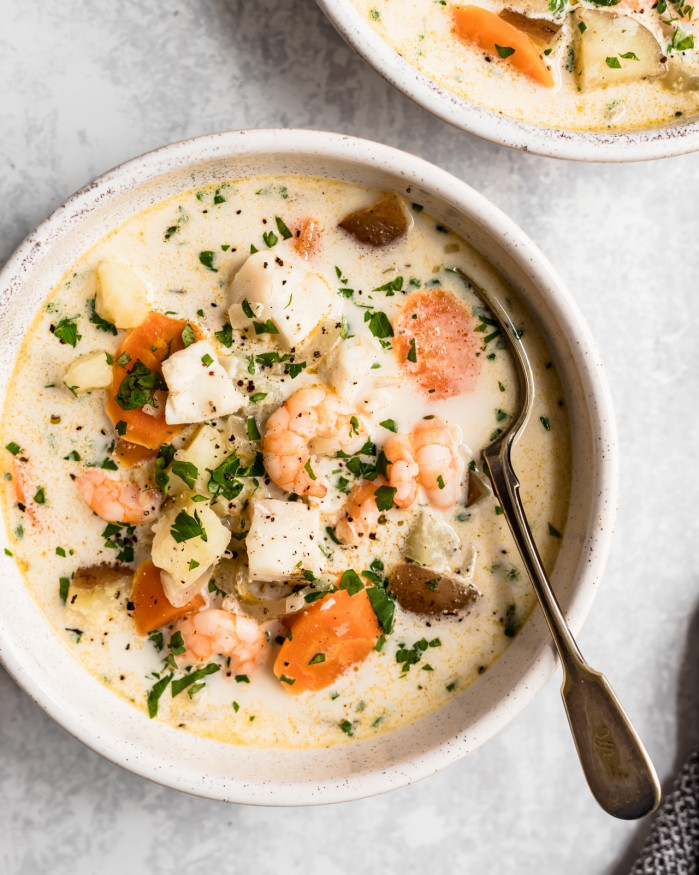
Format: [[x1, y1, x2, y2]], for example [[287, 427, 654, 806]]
[[451, 268, 661, 820]]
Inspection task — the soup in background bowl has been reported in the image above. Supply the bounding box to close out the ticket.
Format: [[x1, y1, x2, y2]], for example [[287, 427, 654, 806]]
[[0, 130, 617, 803], [317, 1, 699, 160]]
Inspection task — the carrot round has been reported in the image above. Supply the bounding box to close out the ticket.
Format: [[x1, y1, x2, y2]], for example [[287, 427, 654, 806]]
[[453, 5, 554, 88], [393, 289, 482, 399], [131, 559, 205, 635], [273, 588, 379, 694], [105, 312, 201, 450]]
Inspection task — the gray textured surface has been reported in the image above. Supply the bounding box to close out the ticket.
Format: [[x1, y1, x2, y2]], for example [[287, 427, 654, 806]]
[[1, 1, 698, 873]]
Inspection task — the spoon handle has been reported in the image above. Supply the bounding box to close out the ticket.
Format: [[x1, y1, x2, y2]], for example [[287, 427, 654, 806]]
[[484, 447, 661, 819]]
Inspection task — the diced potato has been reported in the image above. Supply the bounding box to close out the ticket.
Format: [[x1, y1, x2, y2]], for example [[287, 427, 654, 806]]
[[63, 351, 112, 394], [161, 340, 245, 424], [321, 335, 380, 401], [169, 424, 232, 498], [405, 509, 469, 575], [150, 497, 231, 606], [95, 261, 150, 329], [499, 9, 561, 50], [246, 498, 321, 583], [227, 246, 338, 349], [573, 9, 666, 91], [67, 564, 132, 623]]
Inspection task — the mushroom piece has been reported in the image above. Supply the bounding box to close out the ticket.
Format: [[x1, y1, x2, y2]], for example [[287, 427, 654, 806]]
[[498, 10, 561, 50], [466, 468, 491, 507], [72, 563, 132, 589], [67, 563, 133, 622], [338, 193, 413, 247], [388, 563, 480, 618]]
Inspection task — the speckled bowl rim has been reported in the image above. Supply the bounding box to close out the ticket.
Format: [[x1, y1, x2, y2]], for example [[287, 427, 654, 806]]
[[316, 1, 699, 162], [0, 129, 618, 804]]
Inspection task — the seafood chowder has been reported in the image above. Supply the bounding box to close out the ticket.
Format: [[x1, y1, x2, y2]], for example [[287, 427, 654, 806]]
[[351, 0, 699, 131], [0, 176, 571, 748]]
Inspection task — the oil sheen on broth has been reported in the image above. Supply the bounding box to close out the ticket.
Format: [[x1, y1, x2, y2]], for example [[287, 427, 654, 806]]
[[351, 0, 699, 132], [0, 176, 571, 748]]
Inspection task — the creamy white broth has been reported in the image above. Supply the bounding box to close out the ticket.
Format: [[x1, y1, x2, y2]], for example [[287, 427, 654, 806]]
[[0, 175, 570, 748], [351, 0, 699, 132]]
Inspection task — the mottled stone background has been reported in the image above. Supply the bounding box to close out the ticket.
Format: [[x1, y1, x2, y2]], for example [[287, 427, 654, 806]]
[[1, 2, 697, 873]]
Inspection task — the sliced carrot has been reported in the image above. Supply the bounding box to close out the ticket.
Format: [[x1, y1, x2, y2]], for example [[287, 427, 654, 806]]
[[113, 438, 158, 468], [131, 559, 205, 636], [273, 588, 379, 694], [453, 5, 554, 88], [105, 312, 201, 450], [293, 217, 321, 259], [393, 289, 482, 399]]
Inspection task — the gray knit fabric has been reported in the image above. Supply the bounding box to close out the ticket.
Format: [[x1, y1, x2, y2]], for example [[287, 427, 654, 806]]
[[631, 748, 699, 875]]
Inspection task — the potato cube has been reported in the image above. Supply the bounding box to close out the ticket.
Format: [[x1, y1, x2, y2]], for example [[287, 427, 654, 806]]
[[63, 351, 112, 394], [246, 498, 321, 582], [95, 261, 150, 329], [574, 9, 666, 90], [151, 497, 231, 606]]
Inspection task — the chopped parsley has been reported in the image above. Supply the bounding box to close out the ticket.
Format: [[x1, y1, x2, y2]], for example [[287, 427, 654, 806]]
[[171, 460, 198, 489], [547, 522, 562, 538], [373, 484, 397, 511], [198, 250, 218, 272], [171, 663, 219, 697], [89, 298, 117, 335], [339, 568, 364, 595], [495, 44, 515, 58], [253, 319, 279, 335], [379, 419, 397, 433], [246, 417, 261, 441], [373, 276, 403, 295], [170, 509, 207, 543], [147, 673, 173, 718], [275, 216, 292, 240], [5, 442, 21, 456], [33, 486, 46, 504], [364, 309, 394, 340], [53, 316, 81, 348], [102, 522, 136, 563], [115, 361, 167, 411], [181, 324, 196, 347], [215, 323, 234, 348]]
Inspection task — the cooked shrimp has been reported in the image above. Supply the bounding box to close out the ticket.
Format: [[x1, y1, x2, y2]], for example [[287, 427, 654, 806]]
[[334, 477, 386, 546], [385, 433, 420, 509], [12, 457, 39, 524], [263, 385, 369, 498], [294, 217, 321, 260], [393, 290, 481, 399], [412, 417, 463, 511], [175, 609, 267, 673], [76, 468, 162, 524]]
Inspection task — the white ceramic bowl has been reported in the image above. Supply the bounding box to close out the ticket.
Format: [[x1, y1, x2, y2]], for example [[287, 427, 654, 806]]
[[316, 1, 699, 162], [0, 130, 617, 804]]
